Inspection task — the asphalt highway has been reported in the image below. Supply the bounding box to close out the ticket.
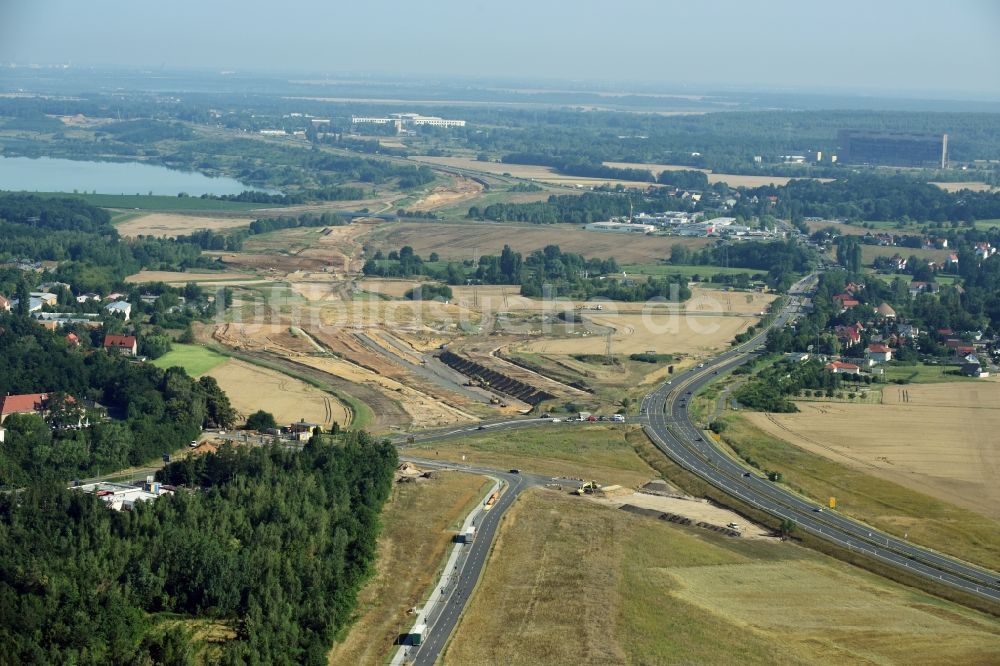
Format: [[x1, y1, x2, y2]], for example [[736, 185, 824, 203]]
[[638, 276, 1000, 604], [398, 461, 557, 665], [395, 272, 997, 665]]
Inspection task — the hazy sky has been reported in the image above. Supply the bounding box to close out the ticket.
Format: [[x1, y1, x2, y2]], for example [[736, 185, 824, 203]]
[[3, 0, 999, 97]]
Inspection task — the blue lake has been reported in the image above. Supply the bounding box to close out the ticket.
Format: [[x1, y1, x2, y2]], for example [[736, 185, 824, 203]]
[[0, 156, 258, 196]]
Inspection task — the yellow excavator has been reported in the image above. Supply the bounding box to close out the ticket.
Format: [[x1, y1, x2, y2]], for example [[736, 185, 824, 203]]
[[575, 480, 601, 496]]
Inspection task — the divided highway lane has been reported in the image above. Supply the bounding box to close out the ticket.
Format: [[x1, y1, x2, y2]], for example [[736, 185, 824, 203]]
[[401, 461, 548, 666], [641, 288, 1000, 603]]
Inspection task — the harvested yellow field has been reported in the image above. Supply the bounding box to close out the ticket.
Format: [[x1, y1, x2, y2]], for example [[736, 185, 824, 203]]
[[447, 285, 773, 317], [604, 161, 834, 187], [355, 279, 422, 298], [689, 286, 776, 314], [745, 381, 1000, 520], [205, 358, 350, 427], [116, 213, 254, 238], [370, 222, 712, 265], [518, 313, 753, 356], [930, 181, 996, 193], [125, 270, 264, 285], [805, 220, 870, 236]]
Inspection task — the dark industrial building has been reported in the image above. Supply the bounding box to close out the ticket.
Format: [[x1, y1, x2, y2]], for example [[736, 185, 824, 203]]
[[837, 130, 948, 168]]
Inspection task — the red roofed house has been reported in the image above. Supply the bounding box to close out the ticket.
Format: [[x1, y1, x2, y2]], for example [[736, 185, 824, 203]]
[[0, 294, 10, 312], [65, 332, 80, 346], [0, 393, 79, 424], [833, 294, 861, 311], [825, 361, 861, 374], [835, 324, 863, 347], [866, 343, 893, 363], [103, 334, 138, 357]]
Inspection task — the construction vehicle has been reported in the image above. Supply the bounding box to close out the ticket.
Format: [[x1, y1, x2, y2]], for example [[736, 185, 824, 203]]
[[575, 480, 601, 496]]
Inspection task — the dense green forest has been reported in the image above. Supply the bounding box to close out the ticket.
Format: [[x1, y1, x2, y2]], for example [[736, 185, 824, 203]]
[[0, 435, 397, 664], [0, 315, 237, 486], [0, 193, 220, 293], [733, 175, 1000, 223], [363, 244, 692, 302], [675, 239, 816, 291]]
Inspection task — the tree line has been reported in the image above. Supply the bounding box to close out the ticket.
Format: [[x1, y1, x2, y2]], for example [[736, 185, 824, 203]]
[[0, 433, 397, 665], [0, 315, 237, 486]]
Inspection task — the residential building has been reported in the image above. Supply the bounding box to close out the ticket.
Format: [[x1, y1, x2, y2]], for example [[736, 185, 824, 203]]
[[896, 323, 919, 339], [103, 334, 138, 356], [0, 425, 5, 443], [33, 312, 102, 329], [973, 242, 996, 260], [866, 343, 893, 363], [105, 300, 132, 320], [10, 297, 44, 313], [0, 294, 9, 312], [908, 281, 938, 297], [75, 293, 102, 303], [29, 292, 58, 306], [65, 332, 80, 346], [835, 323, 863, 347], [825, 361, 861, 374], [0, 393, 77, 424]]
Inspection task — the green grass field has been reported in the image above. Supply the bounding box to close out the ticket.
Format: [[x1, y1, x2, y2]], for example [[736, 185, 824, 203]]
[[622, 263, 767, 279], [28, 191, 267, 212], [152, 344, 228, 376], [410, 424, 656, 488], [882, 362, 976, 383]]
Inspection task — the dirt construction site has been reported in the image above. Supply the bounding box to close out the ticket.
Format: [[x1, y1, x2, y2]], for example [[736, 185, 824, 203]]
[[184, 205, 776, 432]]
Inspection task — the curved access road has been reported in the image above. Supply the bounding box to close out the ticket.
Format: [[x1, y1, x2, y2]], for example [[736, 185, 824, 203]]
[[396, 461, 555, 666], [640, 275, 1000, 604]]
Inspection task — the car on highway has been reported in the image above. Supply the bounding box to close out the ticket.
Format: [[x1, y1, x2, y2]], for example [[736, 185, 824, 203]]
[[509, 468, 520, 474], [813, 507, 824, 512], [477, 425, 486, 430], [742, 472, 751, 478], [550, 418, 562, 423]]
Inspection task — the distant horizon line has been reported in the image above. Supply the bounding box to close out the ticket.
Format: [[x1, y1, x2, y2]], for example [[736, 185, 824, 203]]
[[2, 62, 999, 105]]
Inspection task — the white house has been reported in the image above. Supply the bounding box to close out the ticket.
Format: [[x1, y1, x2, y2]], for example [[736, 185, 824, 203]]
[[105, 300, 132, 321], [865, 343, 893, 363], [0, 426, 5, 443]]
